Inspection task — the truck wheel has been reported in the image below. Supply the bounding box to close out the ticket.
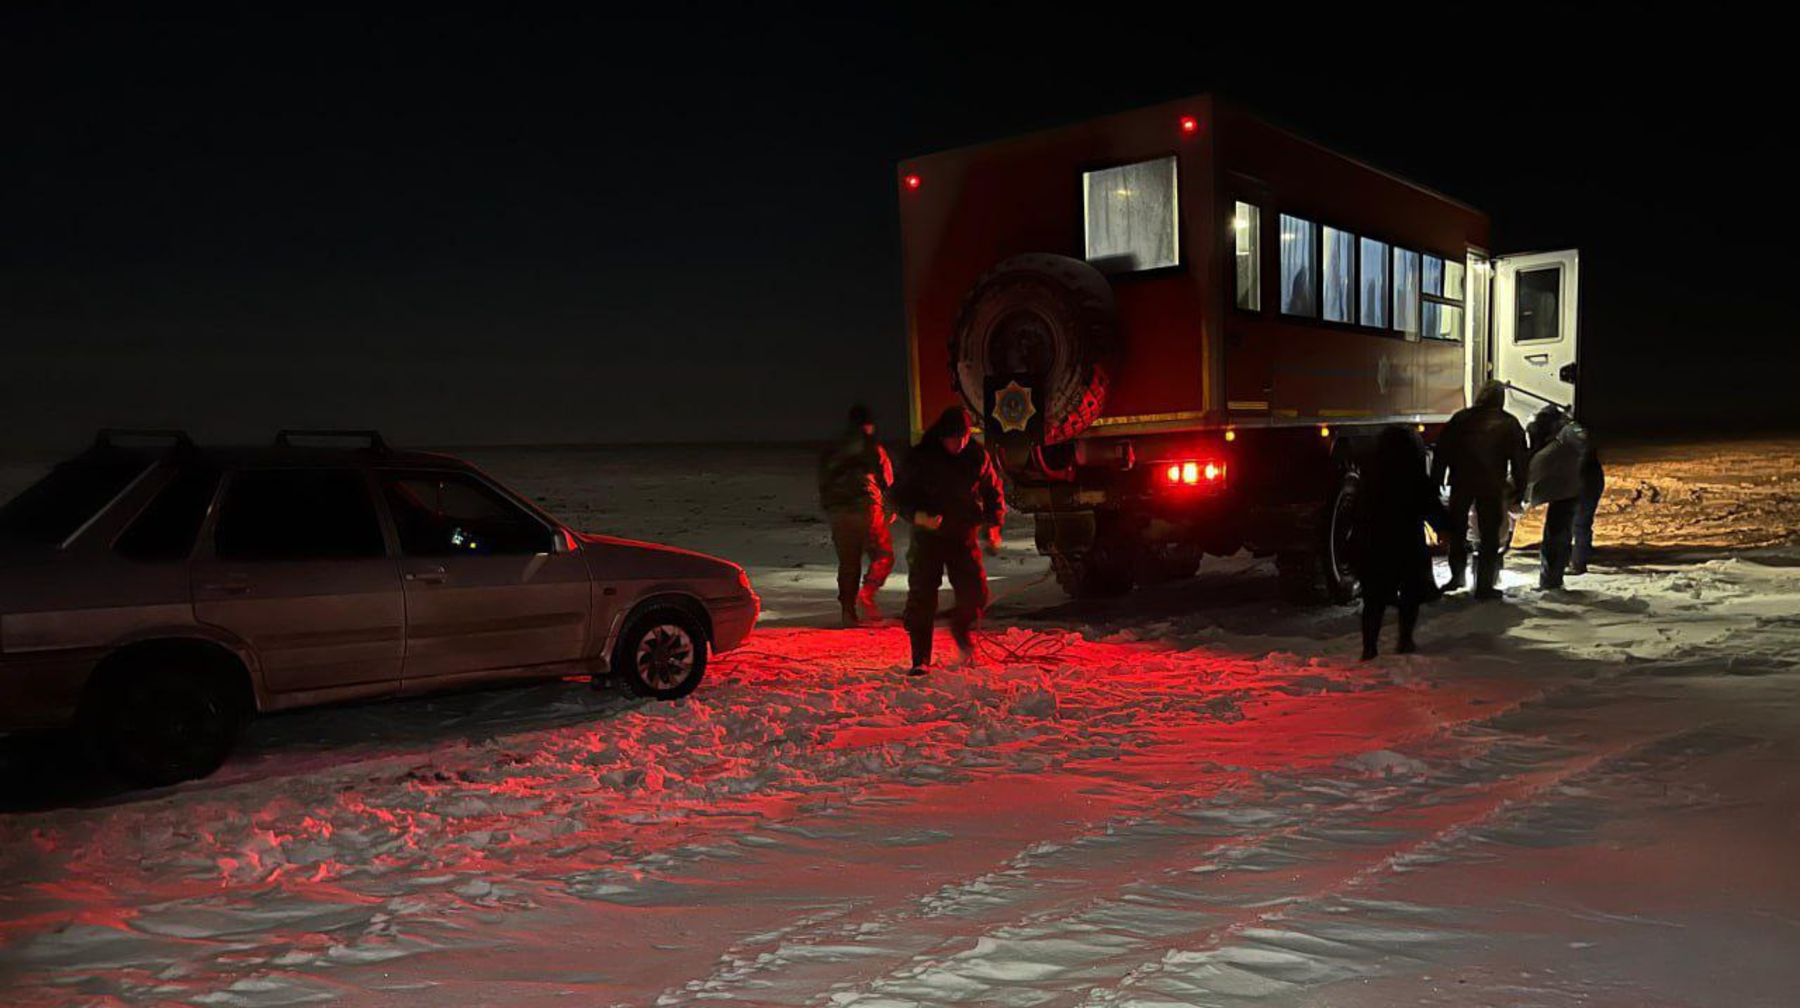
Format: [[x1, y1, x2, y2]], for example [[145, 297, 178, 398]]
[[1275, 550, 1328, 605], [952, 254, 1118, 445], [1051, 549, 1134, 599], [86, 660, 245, 787], [1323, 469, 1363, 604], [1138, 542, 1201, 584], [615, 608, 708, 700], [1275, 469, 1363, 606]]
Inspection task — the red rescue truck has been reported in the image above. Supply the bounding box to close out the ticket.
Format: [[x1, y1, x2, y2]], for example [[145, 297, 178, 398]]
[[898, 95, 1581, 602]]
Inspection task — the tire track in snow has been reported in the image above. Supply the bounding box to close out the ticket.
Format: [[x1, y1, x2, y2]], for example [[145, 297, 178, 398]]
[[645, 680, 1584, 1006]]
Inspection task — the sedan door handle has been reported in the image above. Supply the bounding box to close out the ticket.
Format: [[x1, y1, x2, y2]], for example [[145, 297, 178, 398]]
[[405, 566, 448, 584]]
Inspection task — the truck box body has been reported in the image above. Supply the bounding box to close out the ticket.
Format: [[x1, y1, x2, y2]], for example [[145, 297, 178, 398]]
[[901, 95, 1491, 441]]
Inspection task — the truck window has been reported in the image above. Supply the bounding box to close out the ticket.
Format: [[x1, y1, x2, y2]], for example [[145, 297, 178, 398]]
[[1322, 226, 1354, 323], [1422, 254, 1466, 341], [0, 452, 150, 547], [1359, 237, 1390, 328], [1279, 214, 1318, 317], [1393, 249, 1421, 335], [214, 469, 386, 561], [1515, 267, 1561, 342], [1233, 202, 1260, 310], [1082, 157, 1178, 273], [115, 467, 220, 562]]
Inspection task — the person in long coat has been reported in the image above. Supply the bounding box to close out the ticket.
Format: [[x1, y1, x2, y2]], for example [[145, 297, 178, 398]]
[[1356, 425, 1447, 660]]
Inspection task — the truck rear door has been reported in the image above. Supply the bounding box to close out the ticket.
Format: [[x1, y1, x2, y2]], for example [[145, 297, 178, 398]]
[[1491, 249, 1581, 423]]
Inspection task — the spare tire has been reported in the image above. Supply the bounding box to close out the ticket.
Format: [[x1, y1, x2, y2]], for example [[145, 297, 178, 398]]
[[951, 254, 1118, 445]]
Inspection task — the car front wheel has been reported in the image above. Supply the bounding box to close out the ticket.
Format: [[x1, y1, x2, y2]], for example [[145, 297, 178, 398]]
[[615, 609, 708, 700]]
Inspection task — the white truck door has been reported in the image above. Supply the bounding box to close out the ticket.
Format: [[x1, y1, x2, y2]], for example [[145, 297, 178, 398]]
[[1491, 249, 1580, 424]]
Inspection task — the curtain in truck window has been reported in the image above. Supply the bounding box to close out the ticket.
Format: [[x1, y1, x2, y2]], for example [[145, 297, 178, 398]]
[[1322, 226, 1354, 322], [1279, 214, 1318, 317], [1082, 157, 1178, 273], [1234, 201, 1260, 310], [1359, 237, 1390, 328], [1422, 254, 1466, 341], [1393, 249, 1420, 335]]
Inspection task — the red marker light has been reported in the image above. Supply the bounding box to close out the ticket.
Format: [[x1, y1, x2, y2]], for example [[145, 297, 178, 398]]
[[1179, 115, 1199, 134], [902, 174, 922, 191], [1165, 464, 1181, 484]]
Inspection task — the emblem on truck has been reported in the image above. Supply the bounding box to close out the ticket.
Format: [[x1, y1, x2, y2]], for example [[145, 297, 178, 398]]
[[992, 380, 1038, 434]]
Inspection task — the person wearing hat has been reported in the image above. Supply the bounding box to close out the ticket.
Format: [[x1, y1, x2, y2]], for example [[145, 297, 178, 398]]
[[818, 403, 895, 626], [888, 407, 1006, 675], [1431, 380, 1530, 600]]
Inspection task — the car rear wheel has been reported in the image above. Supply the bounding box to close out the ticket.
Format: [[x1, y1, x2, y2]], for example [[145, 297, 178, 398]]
[[615, 609, 708, 700], [86, 661, 245, 787]]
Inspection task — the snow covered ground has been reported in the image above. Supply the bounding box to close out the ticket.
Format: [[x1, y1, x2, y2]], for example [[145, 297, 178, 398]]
[[3, 439, 1799, 1006]]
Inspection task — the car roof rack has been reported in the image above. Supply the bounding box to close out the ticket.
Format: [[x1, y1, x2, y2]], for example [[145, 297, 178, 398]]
[[93, 428, 195, 451], [273, 429, 392, 455]]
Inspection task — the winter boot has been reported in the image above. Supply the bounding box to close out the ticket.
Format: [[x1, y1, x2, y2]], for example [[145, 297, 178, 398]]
[[840, 603, 860, 627], [1473, 555, 1502, 600], [856, 584, 882, 623], [1440, 563, 1467, 595]]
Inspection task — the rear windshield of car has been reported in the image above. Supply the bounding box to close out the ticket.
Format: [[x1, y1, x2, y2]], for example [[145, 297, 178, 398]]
[[0, 452, 152, 547]]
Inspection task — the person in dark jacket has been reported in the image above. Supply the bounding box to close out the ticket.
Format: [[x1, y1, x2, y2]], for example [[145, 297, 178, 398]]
[[1571, 431, 1605, 575], [1356, 426, 1447, 660], [1431, 380, 1530, 600], [1526, 405, 1591, 590], [818, 404, 895, 626], [889, 407, 1006, 675]]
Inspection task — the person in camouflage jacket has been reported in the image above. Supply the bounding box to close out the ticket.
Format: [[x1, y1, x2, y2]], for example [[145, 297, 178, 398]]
[[818, 404, 894, 625]]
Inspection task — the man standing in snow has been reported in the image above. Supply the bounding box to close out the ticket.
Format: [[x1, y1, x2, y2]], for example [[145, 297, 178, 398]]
[[890, 407, 1005, 676], [1526, 405, 1591, 590], [819, 403, 895, 627], [1431, 380, 1530, 600]]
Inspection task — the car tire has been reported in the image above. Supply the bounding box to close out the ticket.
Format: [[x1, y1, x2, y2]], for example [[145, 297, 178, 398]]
[[85, 659, 246, 787], [615, 608, 708, 700]]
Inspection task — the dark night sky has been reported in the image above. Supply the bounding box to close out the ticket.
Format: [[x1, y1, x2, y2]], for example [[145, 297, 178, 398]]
[[2, 8, 1791, 452]]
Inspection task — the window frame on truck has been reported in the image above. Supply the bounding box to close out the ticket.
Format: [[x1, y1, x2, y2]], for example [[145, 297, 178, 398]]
[[1233, 199, 1262, 311], [1420, 252, 1468, 342], [1079, 154, 1183, 276]]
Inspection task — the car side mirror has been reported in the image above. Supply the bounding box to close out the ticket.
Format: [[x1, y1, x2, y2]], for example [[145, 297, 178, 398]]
[[551, 527, 576, 554]]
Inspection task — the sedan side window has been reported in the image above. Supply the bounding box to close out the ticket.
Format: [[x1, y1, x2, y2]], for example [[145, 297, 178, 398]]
[[381, 472, 554, 556], [116, 467, 221, 562], [215, 469, 386, 561]]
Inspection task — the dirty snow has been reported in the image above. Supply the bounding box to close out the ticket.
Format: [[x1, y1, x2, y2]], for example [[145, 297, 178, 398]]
[[2, 437, 1799, 1007]]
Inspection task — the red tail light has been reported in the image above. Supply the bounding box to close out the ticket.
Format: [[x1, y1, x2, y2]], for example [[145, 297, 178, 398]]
[[1179, 115, 1199, 135], [1161, 459, 1225, 488], [902, 174, 922, 191]]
